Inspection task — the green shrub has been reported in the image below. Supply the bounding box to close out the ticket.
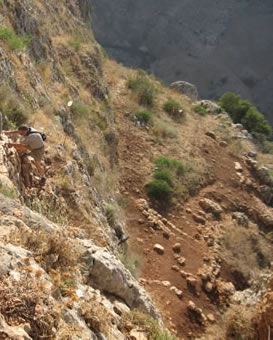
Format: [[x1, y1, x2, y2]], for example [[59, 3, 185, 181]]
[[145, 179, 173, 200], [155, 156, 184, 174], [146, 156, 185, 202], [163, 99, 183, 119], [128, 73, 157, 107], [0, 27, 32, 50], [242, 107, 272, 137], [155, 156, 173, 169], [135, 110, 153, 125], [154, 169, 172, 185], [219, 92, 272, 138], [219, 92, 251, 123], [194, 104, 208, 116]]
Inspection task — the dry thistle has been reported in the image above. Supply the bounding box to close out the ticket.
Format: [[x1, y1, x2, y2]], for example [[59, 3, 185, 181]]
[[23, 257, 30, 264], [35, 269, 43, 278], [25, 266, 33, 273]]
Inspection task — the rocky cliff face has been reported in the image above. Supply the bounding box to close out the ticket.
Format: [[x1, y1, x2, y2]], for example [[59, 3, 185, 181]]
[[91, 0, 273, 123], [0, 1, 162, 338]]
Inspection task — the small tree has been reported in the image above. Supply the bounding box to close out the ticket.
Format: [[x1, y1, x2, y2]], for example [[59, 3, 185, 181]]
[[219, 92, 272, 139], [242, 107, 272, 137], [219, 92, 251, 123]]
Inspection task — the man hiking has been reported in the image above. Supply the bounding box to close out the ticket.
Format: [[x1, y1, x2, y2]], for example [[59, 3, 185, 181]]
[[4, 125, 46, 186]]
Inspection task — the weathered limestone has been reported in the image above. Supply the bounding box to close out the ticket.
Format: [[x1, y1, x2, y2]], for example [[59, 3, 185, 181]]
[[170, 81, 198, 101], [153, 244, 165, 255], [232, 212, 249, 227], [197, 100, 221, 115], [79, 240, 161, 320], [0, 312, 32, 340], [199, 198, 223, 218]]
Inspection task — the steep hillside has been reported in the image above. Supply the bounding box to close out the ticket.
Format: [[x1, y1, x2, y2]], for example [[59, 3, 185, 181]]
[[104, 61, 273, 339], [0, 0, 273, 340], [91, 0, 273, 124]]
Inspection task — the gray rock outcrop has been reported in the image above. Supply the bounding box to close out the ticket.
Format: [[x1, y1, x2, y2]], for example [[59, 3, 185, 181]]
[[170, 81, 198, 101], [80, 240, 161, 320]]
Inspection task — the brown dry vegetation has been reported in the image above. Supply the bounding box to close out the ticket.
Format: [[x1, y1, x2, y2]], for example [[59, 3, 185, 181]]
[[0, 274, 60, 339]]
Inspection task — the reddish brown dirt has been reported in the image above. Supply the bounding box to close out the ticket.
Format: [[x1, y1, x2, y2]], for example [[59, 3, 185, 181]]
[[107, 76, 268, 339]]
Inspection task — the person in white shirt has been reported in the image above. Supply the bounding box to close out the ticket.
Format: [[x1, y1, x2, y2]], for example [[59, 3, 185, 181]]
[[4, 125, 46, 186]]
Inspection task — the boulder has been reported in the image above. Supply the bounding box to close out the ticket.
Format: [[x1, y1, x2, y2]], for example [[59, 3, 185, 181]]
[[172, 243, 181, 253], [130, 328, 148, 340], [219, 141, 228, 147], [199, 198, 223, 218], [234, 162, 243, 172], [176, 256, 186, 266], [170, 81, 198, 101], [232, 212, 249, 228], [186, 277, 197, 288], [153, 244, 165, 255], [198, 100, 221, 115], [205, 131, 216, 140], [207, 314, 215, 323], [259, 185, 273, 206], [79, 241, 161, 319], [170, 286, 183, 299], [192, 213, 206, 224], [216, 280, 235, 298]]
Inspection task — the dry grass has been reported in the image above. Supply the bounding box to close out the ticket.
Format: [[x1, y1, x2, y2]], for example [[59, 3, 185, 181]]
[[221, 221, 273, 282], [227, 139, 249, 158], [257, 153, 273, 170], [81, 300, 112, 336], [36, 61, 52, 86], [152, 117, 178, 140], [205, 304, 258, 340], [177, 159, 209, 198], [0, 273, 61, 339], [9, 228, 80, 274]]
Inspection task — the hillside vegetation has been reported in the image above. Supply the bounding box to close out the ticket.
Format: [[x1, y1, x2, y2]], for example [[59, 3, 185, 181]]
[[0, 0, 272, 340]]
